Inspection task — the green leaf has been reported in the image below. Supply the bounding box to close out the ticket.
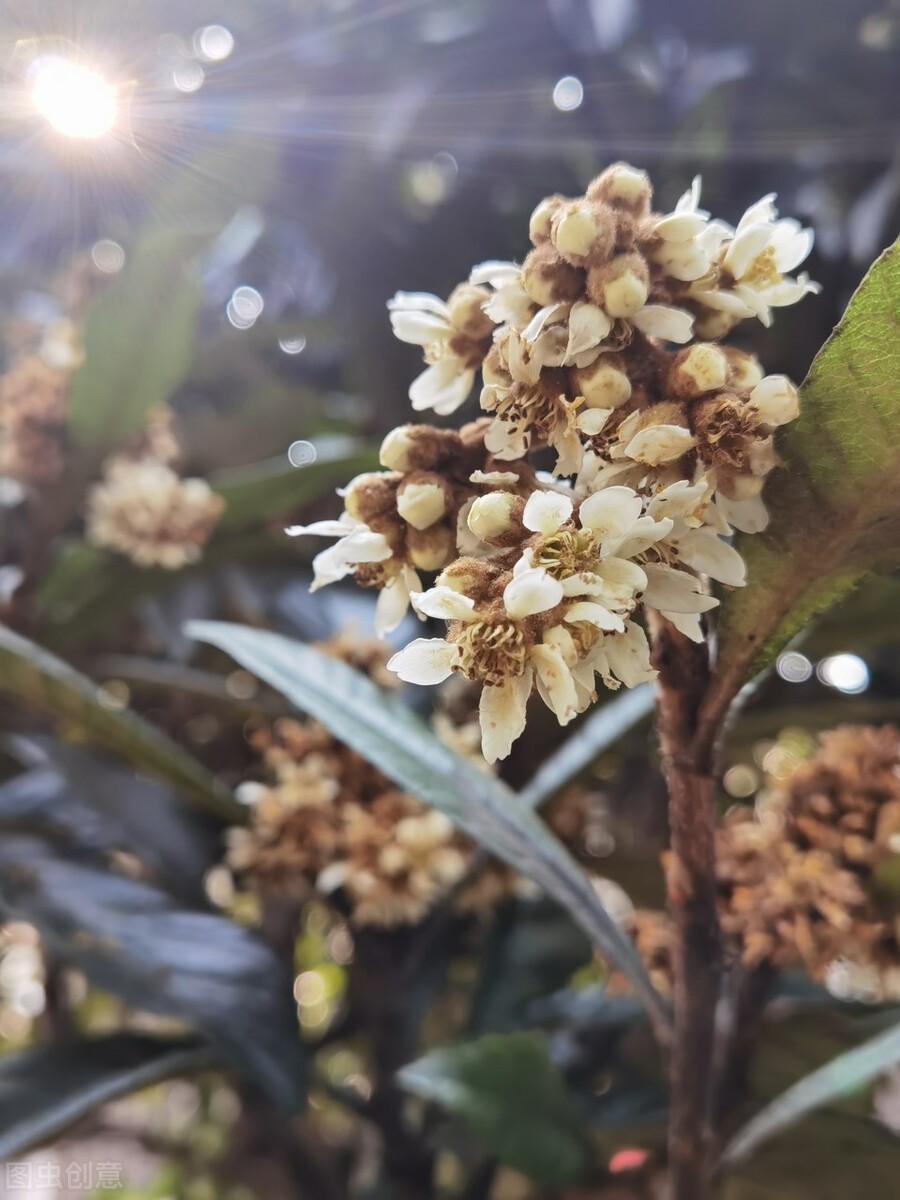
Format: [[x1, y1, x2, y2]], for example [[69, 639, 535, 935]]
[[397, 1033, 588, 1183], [713, 241, 900, 703], [0, 624, 240, 822], [0, 1035, 215, 1159], [210, 436, 377, 530], [518, 684, 654, 810], [722, 1019, 900, 1167], [68, 229, 202, 448], [0, 836, 306, 1112], [186, 621, 671, 1034]]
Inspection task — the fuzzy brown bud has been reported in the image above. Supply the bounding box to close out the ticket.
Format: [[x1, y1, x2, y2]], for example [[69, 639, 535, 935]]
[[521, 244, 585, 307], [586, 163, 652, 216], [586, 252, 649, 317]]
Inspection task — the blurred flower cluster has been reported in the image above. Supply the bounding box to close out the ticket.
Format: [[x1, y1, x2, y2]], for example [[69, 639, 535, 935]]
[[630, 725, 900, 993], [292, 163, 816, 761]]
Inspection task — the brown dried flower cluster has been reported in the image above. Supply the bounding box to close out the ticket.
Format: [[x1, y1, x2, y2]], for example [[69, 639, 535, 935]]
[[630, 725, 900, 986], [0, 354, 71, 488]]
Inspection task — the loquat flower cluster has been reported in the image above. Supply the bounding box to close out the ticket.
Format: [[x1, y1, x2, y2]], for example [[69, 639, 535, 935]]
[[291, 163, 817, 761]]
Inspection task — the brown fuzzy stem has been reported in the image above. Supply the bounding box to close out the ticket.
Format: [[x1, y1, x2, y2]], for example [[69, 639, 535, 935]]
[[650, 614, 722, 1200]]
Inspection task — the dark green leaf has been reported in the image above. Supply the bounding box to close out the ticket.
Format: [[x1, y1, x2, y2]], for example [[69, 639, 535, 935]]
[[714, 241, 900, 703], [518, 685, 654, 810], [397, 1033, 588, 1184], [186, 621, 670, 1034], [470, 897, 591, 1034], [210, 436, 377, 530], [0, 837, 306, 1112], [722, 1019, 900, 1166], [0, 624, 239, 822], [0, 1035, 215, 1158], [68, 230, 202, 448]]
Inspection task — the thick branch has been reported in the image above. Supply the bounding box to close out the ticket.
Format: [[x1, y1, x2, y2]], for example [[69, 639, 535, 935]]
[[651, 615, 722, 1200]]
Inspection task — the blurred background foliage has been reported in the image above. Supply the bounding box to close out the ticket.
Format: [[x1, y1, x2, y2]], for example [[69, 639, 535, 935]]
[[0, 0, 899, 1197]]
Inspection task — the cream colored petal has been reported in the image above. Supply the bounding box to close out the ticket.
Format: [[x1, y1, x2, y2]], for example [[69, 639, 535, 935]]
[[388, 291, 450, 317], [641, 563, 719, 614], [286, 516, 356, 538], [388, 638, 458, 685], [389, 309, 451, 346], [723, 224, 772, 279], [631, 305, 694, 343], [411, 586, 477, 622], [565, 301, 612, 359], [604, 622, 656, 688], [375, 577, 413, 636], [410, 359, 474, 414], [468, 260, 521, 287], [715, 493, 769, 534], [523, 490, 573, 535], [624, 424, 695, 466], [671, 528, 746, 587], [647, 479, 709, 523], [484, 418, 530, 462], [469, 469, 521, 486], [479, 670, 532, 763], [532, 643, 579, 726], [771, 223, 813, 274], [576, 407, 613, 436], [660, 610, 705, 643], [578, 486, 643, 541], [503, 567, 564, 620], [564, 601, 625, 633]]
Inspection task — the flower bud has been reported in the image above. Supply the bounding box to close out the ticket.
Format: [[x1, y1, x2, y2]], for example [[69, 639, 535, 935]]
[[467, 491, 520, 542], [651, 239, 710, 282], [529, 194, 565, 245], [725, 349, 765, 390], [586, 163, 652, 215], [379, 425, 417, 471], [551, 202, 614, 265], [481, 346, 511, 388], [343, 472, 394, 522], [521, 245, 584, 307], [447, 283, 493, 340], [624, 404, 695, 466], [407, 524, 456, 571], [749, 375, 799, 428], [694, 310, 738, 340], [587, 253, 649, 317], [669, 344, 729, 398], [570, 358, 632, 409], [396, 477, 450, 530]]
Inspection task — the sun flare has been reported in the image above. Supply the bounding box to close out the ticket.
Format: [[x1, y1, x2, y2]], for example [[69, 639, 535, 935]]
[[30, 56, 117, 139]]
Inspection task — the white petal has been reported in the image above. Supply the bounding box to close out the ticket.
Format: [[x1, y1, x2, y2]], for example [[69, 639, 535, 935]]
[[723, 224, 772, 280], [522, 303, 567, 344], [647, 479, 709, 523], [523, 490, 573, 535], [578, 486, 643, 542], [641, 563, 719, 614], [286, 517, 355, 538], [308, 531, 392, 591], [716, 493, 769, 534], [604, 622, 656, 688], [375, 576, 413, 636], [612, 515, 674, 559], [388, 291, 450, 317], [410, 360, 474, 414], [661, 610, 706, 643], [631, 305, 694, 343], [672, 528, 746, 587], [532, 643, 579, 725], [469, 260, 521, 287], [576, 407, 613, 436], [624, 424, 695, 466], [388, 638, 458, 685], [735, 195, 777, 233], [690, 287, 755, 317], [503, 567, 564, 620], [469, 469, 521, 485], [390, 309, 451, 346], [412, 586, 477, 622], [565, 301, 611, 359], [772, 224, 813, 274], [655, 211, 708, 242], [479, 671, 532, 763], [564, 601, 625, 632], [484, 418, 530, 461]]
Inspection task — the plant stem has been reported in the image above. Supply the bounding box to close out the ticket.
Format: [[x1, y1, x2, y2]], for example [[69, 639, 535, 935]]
[[651, 615, 723, 1200]]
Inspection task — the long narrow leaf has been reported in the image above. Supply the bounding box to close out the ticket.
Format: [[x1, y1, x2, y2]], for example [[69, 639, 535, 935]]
[[721, 1020, 900, 1166], [186, 620, 671, 1034], [518, 685, 655, 811], [0, 1035, 216, 1159], [0, 624, 240, 822]]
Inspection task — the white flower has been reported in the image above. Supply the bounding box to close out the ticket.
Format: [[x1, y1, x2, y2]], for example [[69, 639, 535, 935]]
[[388, 290, 485, 415], [287, 513, 421, 635], [690, 193, 819, 327], [390, 565, 570, 763]]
